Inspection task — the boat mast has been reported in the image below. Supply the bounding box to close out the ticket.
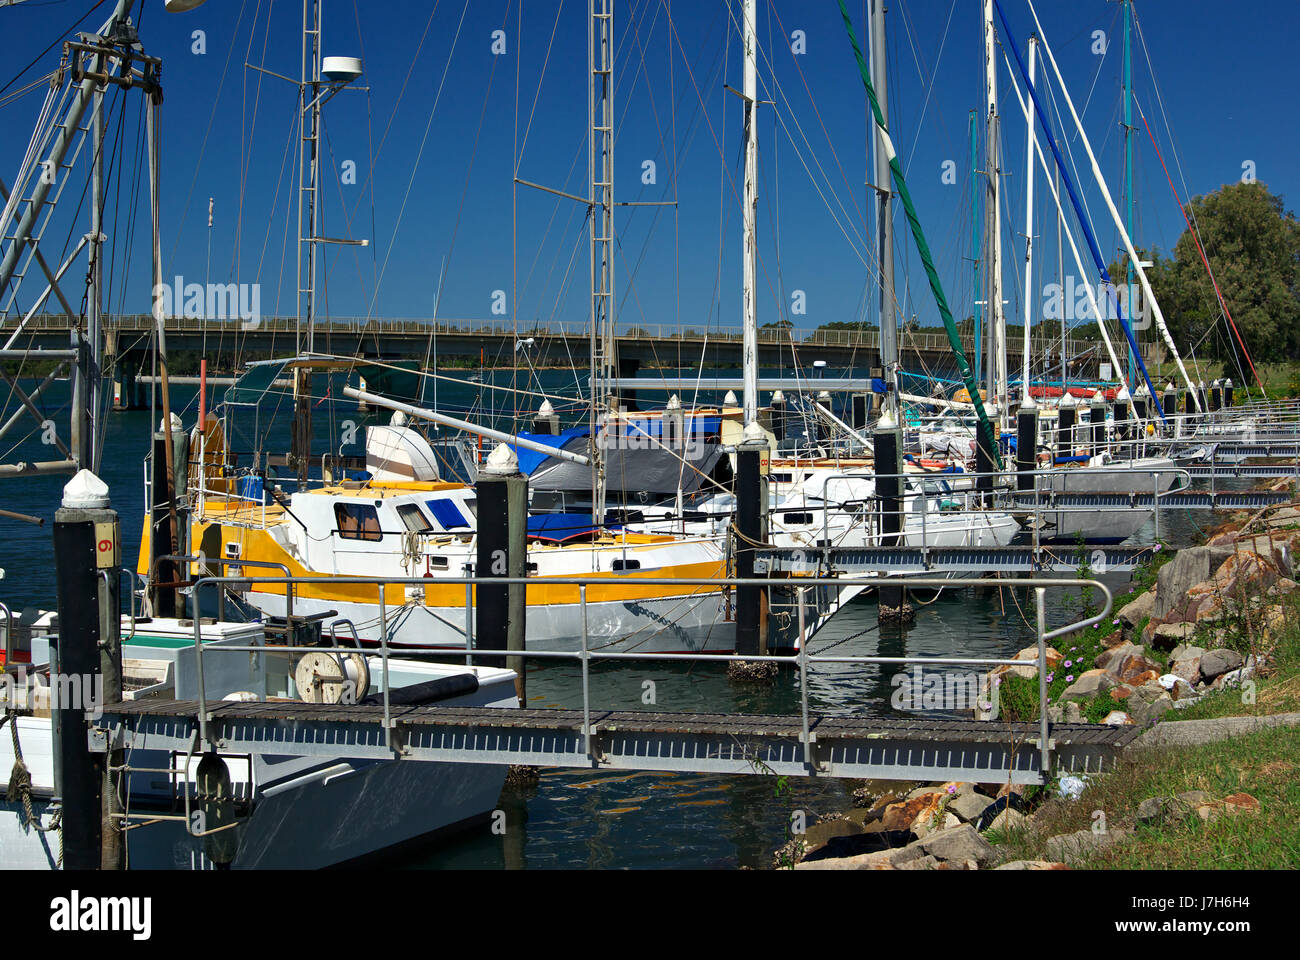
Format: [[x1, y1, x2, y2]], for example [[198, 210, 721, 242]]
[[1122, 0, 1135, 385], [740, 0, 759, 427], [870, 0, 898, 423], [1019, 36, 1037, 397], [292, 0, 322, 481], [969, 110, 981, 387], [589, 0, 616, 520], [982, 0, 1006, 415]]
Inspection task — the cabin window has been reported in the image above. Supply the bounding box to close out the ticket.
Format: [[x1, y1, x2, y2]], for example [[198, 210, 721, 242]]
[[397, 503, 432, 533], [781, 512, 814, 525], [612, 558, 641, 571], [335, 502, 382, 541], [426, 498, 470, 530]]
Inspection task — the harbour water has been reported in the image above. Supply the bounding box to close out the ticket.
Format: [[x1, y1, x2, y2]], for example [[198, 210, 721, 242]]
[[0, 369, 1208, 870]]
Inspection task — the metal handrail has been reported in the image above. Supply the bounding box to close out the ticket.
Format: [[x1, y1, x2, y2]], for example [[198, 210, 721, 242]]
[[184, 572, 1114, 779]]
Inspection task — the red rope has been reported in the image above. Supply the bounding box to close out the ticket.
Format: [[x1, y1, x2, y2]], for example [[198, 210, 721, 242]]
[[1136, 98, 1266, 398]]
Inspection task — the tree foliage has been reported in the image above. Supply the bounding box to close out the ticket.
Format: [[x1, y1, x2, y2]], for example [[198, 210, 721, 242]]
[[1127, 182, 1300, 362]]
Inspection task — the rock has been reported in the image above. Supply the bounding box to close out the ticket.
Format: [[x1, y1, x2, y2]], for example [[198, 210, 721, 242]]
[[1211, 550, 1281, 600], [906, 785, 940, 800], [1153, 545, 1235, 619], [1170, 643, 1207, 663], [987, 808, 1027, 832], [1176, 790, 1208, 805], [1148, 621, 1196, 651], [1129, 692, 1174, 723], [1102, 710, 1133, 725], [1171, 655, 1202, 684], [879, 793, 943, 833], [1095, 642, 1143, 671], [950, 792, 994, 824], [895, 854, 942, 870], [918, 823, 997, 867], [1044, 827, 1129, 865], [1199, 648, 1243, 682], [1061, 668, 1115, 701], [1136, 796, 1168, 825], [793, 849, 898, 870], [995, 860, 1069, 870], [1063, 700, 1083, 723], [1105, 651, 1164, 685], [800, 818, 865, 853], [1222, 792, 1260, 816], [1117, 590, 1156, 631], [1192, 803, 1222, 824], [992, 645, 1063, 681]]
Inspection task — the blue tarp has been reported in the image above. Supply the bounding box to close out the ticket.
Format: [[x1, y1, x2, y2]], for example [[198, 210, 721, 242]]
[[525, 513, 618, 543], [510, 428, 590, 475], [427, 498, 470, 530]]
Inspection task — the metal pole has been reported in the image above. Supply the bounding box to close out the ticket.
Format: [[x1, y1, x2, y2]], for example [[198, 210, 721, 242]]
[[1035, 585, 1050, 780]]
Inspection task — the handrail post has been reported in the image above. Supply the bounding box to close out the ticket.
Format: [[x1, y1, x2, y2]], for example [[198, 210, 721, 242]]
[[579, 584, 592, 762], [1036, 585, 1050, 782]]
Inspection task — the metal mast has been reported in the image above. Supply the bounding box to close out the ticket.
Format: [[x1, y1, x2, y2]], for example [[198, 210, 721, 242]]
[[869, 0, 897, 422], [589, 0, 616, 519], [982, 0, 1007, 414], [740, 0, 759, 426], [292, 0, 322, 480], [1019, 36, 1037, 395], [1122, 0, 1135, 383]]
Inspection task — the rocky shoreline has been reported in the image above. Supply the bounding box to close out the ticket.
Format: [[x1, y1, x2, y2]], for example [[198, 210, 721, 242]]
[[774, 490, 1300, 870]]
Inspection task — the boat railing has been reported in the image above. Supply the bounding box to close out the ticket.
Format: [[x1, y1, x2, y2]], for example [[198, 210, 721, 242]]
[[185, 572, 1115, 781]]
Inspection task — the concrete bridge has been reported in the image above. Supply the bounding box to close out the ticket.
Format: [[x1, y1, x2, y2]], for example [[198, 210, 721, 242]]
[[1, 314, 1103, 407]]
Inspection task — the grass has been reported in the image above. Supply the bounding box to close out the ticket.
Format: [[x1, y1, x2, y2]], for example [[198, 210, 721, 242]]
[[996, 549, 1173, 723], [988, 725, 1300, 869]]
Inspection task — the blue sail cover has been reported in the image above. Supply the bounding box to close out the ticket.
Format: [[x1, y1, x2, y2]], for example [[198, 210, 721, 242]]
[[525, 513, 618, 543], [510, 428, 590, 475]]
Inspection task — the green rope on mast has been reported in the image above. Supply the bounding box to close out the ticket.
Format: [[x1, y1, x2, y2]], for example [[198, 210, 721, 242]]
[[836, 0, 1002, 468]]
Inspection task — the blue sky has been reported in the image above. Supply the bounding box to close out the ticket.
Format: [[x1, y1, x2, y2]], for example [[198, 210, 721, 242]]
[[2, 0, 1297, 343]]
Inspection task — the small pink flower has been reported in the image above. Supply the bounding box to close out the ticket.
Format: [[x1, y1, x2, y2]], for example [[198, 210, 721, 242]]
[[1064, 660, 1073, 668], [1065, 674, 1075, 683]]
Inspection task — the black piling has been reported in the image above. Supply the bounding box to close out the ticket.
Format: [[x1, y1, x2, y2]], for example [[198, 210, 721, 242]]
[[1056, 394, 1076, 463], [732, 435, 767, 660], [1090, 393, 1106, 457], [1224, 378, 1235, 407], [475, 445, 529, 704], [1114, 389, 1132, 443], [1015, 400, 1037, 492], [52, 471, 121, 870], [875, 412, 912, 623], [532, 401, 560, 435], [975, 402, 999, 496], [1209, 379, 1222, 412]]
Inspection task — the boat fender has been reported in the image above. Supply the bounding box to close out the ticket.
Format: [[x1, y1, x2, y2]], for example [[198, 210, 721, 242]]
[[360, 673, 479, 707]]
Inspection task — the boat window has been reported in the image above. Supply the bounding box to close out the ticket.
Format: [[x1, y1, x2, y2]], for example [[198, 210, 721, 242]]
[[335, 502, 382, 541], [426, 498, 470, 530], [781, 512, 814, 525], [612, 558, 641, 571], [397, 503, 432, 533]]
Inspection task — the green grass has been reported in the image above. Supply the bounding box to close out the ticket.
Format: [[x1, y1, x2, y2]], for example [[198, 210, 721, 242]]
[[992, 726, 1300, 869]]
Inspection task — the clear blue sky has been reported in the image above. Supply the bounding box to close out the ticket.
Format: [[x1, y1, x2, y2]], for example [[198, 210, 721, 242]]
[[3, 0, 1297, 340]]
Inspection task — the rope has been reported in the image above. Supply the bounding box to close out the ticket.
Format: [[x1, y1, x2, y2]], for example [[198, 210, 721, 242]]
[[4, 710, 64, 861]]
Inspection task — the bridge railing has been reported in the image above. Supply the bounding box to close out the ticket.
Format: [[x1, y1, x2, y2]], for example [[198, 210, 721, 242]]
[[2, 313, 1097, 357], [183, 572, 1114, 780]]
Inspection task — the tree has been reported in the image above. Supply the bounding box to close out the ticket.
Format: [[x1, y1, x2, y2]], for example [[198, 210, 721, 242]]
[[1151, 182, 1300, 362]]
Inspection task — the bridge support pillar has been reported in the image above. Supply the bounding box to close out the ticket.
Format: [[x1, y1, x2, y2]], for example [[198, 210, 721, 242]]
[[110, 347, 145, 411], [612, 357, 640, 411]]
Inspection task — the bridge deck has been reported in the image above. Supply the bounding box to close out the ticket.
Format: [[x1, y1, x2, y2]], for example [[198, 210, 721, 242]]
[[96, 698, 1142, 784]]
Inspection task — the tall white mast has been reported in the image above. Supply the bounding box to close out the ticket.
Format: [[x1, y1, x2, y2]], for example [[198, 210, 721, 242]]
[[870, 0, 897, 422], [589, 0, 616, 518], [1019, 36, 1037, 396], [1025, 0, 1199, 410], [740, 0, 759, 426], [982, 0, 1007, 415]]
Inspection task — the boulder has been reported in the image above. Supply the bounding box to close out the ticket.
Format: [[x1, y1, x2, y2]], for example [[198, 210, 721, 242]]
[[1102, 710, 1133, 725], [1153, 545, 1235, 619], [918, 823, 997, 868], [1136, 796, 1168, 825], [1096, 642, 1143, 671], [987, 808, 1027, 833], [1044, 827, 1130, 865], [995, 860, 1069, 870], [1222, 792, 1260, 816], [1176, 790, 1209, 806], [1209, 550, 1281, 602], [1105, 651, 1164, 685], [1199, 648, 1243, 682], [949, 792, 994, 824], [1117, 590, 1156, 631], [1169, 643, 1207, 663], [1147, 621, 1196, 651], [895, 854, 942, 871], [993, 645, 1063, 681], [1060, 668, 1115, 701], [879, 793, 943, 833], [1170, 655, 1202, 684]]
